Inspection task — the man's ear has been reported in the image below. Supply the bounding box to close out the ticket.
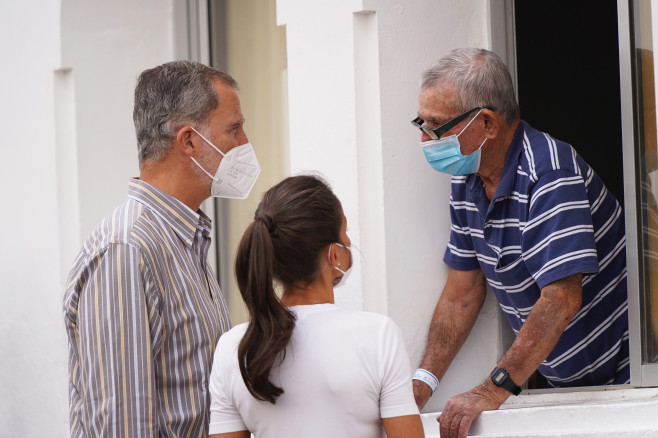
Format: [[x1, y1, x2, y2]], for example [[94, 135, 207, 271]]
[[481, 109, 500, 140], [175, 126, 197, 157]]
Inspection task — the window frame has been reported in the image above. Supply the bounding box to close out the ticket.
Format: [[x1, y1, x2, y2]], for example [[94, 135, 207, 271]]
[[618, 0, 658, 386], [493, 0, 656, 390]]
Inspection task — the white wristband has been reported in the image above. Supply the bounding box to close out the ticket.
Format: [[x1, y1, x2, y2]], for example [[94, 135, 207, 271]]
[[413, 368, 439, 393]]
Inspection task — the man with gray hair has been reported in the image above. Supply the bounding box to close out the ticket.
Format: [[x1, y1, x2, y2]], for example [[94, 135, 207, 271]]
[[63, 61, 261, 437], [410, 48, 628, 437]]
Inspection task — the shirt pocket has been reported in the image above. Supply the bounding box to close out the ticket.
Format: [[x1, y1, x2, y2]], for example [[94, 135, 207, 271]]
[[494, 255, 541, 311]]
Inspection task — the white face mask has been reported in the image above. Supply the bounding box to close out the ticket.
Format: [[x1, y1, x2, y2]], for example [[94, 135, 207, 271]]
[[329, 242, 353, 288], [190, 127, 261, 199]]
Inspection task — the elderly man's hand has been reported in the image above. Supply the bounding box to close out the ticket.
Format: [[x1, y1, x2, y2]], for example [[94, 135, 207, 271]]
[[437, 382, 508, 438], [413, 379, 433, 411]]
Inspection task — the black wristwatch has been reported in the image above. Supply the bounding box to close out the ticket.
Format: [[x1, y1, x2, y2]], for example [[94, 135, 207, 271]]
[[490, 367, 522, 395]]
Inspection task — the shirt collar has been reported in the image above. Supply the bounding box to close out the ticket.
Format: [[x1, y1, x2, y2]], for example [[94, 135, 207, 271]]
[[127, 178, 207, 247], [471, 120, 527, 200]]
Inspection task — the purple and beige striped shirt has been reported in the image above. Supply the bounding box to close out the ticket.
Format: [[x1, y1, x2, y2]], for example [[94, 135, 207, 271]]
[[63, 178, 231, 437]]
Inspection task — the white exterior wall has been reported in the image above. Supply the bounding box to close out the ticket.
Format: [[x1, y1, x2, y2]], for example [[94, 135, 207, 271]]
[[60, 0, 179, 240], [277, 0, 504, 413], [0, 2, 68, 436], [0, 1, 179, 435], [277, 1, 658, 436]]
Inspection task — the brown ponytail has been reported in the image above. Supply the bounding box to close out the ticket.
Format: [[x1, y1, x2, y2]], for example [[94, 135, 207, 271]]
[[235, 175, 343, 404]]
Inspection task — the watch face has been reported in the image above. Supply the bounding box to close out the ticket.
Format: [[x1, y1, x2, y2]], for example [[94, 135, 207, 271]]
[[491, 369, 508, 385]]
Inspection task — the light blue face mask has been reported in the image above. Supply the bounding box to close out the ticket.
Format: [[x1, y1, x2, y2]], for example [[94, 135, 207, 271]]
[[421, 109, 486, 175]]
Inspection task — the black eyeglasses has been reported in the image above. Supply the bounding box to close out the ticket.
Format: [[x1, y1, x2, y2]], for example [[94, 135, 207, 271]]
[[411, 107, 485, 140]]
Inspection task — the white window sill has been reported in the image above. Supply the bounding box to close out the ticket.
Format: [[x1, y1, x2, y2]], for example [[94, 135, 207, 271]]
[[420, 386, 658, 437]]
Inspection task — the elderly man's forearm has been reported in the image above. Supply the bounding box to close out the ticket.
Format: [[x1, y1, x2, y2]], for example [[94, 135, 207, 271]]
[[497, 274, 582, 387], [420, 269, 487, 378]]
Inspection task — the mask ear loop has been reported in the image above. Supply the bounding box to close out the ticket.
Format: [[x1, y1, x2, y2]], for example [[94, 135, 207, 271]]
[[334, 243, 351, 274], [327, 243, 350, 275], [189, 127, 227, 182], [190, 157, 218, 181], [190, 127, 226, 157], [456, 109, 483, 138], [472, 138, 486, 167]]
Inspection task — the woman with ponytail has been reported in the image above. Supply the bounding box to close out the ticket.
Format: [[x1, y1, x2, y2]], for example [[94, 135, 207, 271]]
[[208, 175, 423, 438]]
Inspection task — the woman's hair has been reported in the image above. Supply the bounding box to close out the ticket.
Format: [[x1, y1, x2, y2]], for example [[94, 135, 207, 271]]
[[235, 174, 343, 404]]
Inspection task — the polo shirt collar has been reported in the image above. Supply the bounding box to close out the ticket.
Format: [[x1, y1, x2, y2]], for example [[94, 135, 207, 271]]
[[472, 120, 527, 201], [127, 178, 205, 247], [495, 121, 527, 200], [464, 121, 527, 218]]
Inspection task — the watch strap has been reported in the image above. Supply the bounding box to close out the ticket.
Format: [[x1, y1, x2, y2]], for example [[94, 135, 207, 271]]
[[490, 367, 522, 395]]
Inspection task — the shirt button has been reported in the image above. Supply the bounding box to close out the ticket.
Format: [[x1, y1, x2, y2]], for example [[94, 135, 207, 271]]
[[186, 238, 193, 245]]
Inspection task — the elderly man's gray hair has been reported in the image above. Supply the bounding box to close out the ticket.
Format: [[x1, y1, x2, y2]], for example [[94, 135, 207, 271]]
[[421, 48, 520, 125], [133, 61, 238, 166]]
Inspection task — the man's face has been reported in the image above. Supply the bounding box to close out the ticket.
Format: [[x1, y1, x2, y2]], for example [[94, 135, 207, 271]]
[[197, 80, 249, 174], [417, 83, 482, 156]]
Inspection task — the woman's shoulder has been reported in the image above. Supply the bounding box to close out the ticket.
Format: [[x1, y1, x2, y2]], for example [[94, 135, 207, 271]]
[[216, 322, 249, 351]]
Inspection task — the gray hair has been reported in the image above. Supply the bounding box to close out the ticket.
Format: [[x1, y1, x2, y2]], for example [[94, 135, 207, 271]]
[[133, 60, 238, 166], [421, 48, 520, 125]]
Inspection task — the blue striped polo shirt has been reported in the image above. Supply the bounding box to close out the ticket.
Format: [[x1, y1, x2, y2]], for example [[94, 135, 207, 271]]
[[444, 121, 629, 387]]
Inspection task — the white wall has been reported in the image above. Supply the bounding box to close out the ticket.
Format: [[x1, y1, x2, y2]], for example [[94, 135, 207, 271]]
[[366, 0, 508, 412], [277, 4, 658, 435], [277, 0, 365, 310], [277, 0, 505, 412], [0, 1, 180, 436], [60, 0, 179, 240], [0, 1, 69, 435], [0, 0, 501, 430], [360, 0, 491, 409]]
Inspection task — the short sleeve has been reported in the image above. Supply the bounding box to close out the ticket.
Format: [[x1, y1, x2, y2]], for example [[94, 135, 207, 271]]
[[378, 318, 420, 419], [208, 332, 248, 434], [522, 169, 600, 288]]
